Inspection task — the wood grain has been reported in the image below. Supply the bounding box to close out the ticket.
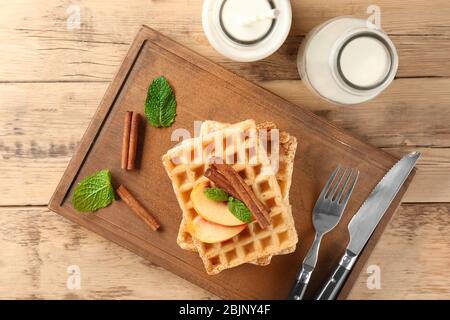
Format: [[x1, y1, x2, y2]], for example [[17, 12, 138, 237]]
[[1, 80, 449, 205], [1, 0, 450, 82], [0, 0, 449, 300], [347, 204, 450, 299], [0, 206, 216, 300], [47, 26, 415, 299], [261, 78, 450, 148], [1, 204, 447, 299], [4, 0, 450, 37], [4, 32, 450, 82]]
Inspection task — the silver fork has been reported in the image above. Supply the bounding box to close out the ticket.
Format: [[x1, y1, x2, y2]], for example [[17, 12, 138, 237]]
[[288, 165, 359, 300]]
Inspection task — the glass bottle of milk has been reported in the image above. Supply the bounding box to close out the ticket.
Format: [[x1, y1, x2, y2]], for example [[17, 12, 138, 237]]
[[298, 17, 399, 105], [202, 0, 292, 62]]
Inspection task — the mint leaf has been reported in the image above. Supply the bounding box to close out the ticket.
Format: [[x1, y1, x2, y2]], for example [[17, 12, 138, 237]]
[[227, 197, 253, 223], [71, 169, 115, 212], [204, 187, 229, 202], [145, 76, 177, 128]]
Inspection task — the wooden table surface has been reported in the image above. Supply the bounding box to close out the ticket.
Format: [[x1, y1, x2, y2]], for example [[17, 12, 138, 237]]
[[0, 0, 449, 300]]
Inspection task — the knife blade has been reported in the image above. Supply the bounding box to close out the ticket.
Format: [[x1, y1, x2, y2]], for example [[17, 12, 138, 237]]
[[315, 151, 420, 300]]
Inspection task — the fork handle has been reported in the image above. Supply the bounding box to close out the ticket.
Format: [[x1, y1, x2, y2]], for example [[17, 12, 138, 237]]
[[288, 264, 314, 300], [288, 233, 323, 300]]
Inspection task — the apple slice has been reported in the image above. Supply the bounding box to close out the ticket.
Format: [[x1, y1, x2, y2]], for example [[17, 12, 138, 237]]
[[191, 182, 245, 226], [187, 216, 246, 243]]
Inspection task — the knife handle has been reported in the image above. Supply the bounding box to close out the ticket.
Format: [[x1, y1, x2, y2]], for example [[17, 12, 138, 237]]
[[314, 250, 357, 300], [288, 264, 314, 300]]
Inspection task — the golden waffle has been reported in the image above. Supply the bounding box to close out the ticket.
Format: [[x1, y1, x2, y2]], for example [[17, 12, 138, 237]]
[[162, 119, 298, 274], [199, 120, 297, 266], [175, 120, 257, 252], [177, 121, 298, 265], [200, 121, 298, 203], [195, 120, 298, 266]]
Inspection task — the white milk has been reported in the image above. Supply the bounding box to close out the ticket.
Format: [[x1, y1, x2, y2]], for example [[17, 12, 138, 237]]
[[339, 36, 391, 88], [221, 0, 273, 43], [297, 17, 398, 105]]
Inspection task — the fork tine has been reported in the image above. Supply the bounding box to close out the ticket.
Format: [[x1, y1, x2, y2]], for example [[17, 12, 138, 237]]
[[329, 168, 349, 200], [319, 165, 341, 200], [339, 170, 359, 205], [335, 169, 352, 201]]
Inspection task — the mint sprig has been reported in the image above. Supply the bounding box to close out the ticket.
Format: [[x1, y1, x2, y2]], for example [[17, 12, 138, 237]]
[[71, 169, 115, 212], [227, 197, 253, 224], [145, 76, 177, 128], [204, 187, 229, 201]]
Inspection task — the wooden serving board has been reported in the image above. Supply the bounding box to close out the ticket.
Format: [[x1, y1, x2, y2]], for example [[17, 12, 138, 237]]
[[49, 26, 415, 300]]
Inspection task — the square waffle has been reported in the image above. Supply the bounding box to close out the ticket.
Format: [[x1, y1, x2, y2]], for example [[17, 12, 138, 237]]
[[177, 120, 298, 266], [162, 119, 298, 274]]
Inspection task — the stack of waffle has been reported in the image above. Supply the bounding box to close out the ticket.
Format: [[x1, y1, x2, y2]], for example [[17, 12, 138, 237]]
[[162, 119, 298, 274]]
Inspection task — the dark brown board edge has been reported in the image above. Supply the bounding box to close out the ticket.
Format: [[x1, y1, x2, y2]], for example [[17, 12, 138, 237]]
[[48, 26, 148, 209], [48, 25, 417, 300]]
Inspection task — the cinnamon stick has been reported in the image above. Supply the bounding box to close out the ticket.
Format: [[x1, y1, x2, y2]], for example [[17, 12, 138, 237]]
[[127, 112, 140, 170], [204, 168, 240, 199], [214, 163, 271, 227], [121, 111, 132, 169], [116, 184, 160, 231], [205, 163, 271, 229]]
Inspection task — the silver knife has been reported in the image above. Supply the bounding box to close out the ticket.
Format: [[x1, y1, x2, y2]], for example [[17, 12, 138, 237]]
[[315, 151, 420, 300]]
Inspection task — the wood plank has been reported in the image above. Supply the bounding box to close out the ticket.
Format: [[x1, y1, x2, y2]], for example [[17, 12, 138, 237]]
[[262, 78, 450, 148], [347, 203, 450, 299], [1, 1, 450, 81], [0, 82, 99, 206], [1, 79, 449, 205], [0, 206, 216, 300], [4, 33, 450, 82], [1, 204, 448, 299], [386, 147, 450, 203], [291, 0, 450, 35], [3, 0, 450, 37]]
